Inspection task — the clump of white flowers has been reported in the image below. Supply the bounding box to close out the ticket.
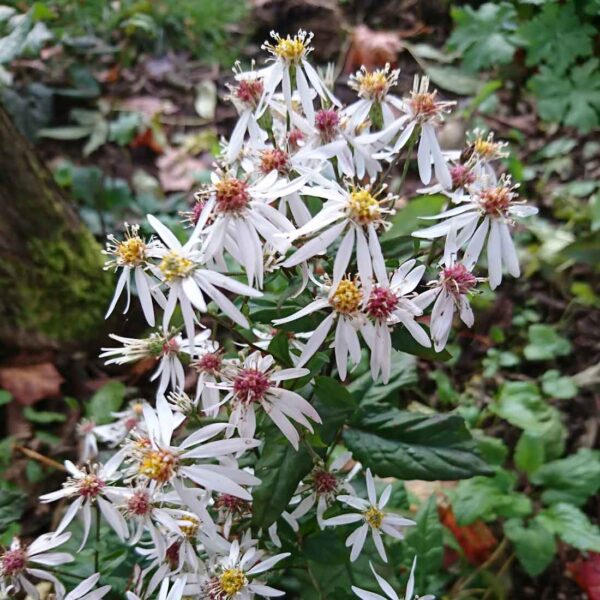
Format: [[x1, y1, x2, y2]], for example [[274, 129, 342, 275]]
[[2, 30, 537, 599]]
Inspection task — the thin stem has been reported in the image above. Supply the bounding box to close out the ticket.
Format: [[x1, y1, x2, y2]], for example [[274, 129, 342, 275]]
[[376, 131, 418, 194]]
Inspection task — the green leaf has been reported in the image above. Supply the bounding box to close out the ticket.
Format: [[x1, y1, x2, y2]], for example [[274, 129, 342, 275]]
[[537, 503, 600, 552], [348, 350, 416, 406], [23, 406, 66, 424], [516, 4, 594, 74], [448, 3, 518, 72], [423, 65, 483, 96], [529, 59, 600, 133], [391, 326, 451, 361], [540, 370, 578, 399], [524, 324, 571, 361], [0, 390, 12, 406], [451, 470, 532, 525], [86, 381, 126, 424], [251, 428, 313, 529], [504, 518, 556, 577], [381, 194, 447, 244], [473, 431, 508, 467], [343, 407, 492, 481], [0, 489, 26, 532], [514, 432, 545, 475], [402, 495, 443, 593], [313, 376, 358, 444], [37, 125, 93, 140], [266, 331, 293, 367], [109, 112, 142, 146], [531, 448, 600, 507], [0, 12, 32, 64]]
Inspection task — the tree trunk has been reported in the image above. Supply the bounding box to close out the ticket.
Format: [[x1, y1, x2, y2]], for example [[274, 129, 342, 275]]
[[0, 105, 112, 352]]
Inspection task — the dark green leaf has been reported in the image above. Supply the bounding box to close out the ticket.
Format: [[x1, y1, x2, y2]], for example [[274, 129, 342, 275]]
[[514, 432, 545, 475], [267, 331, 293, 367], [0, 489, 26, 532], [23, 406, 66, 424], [537, 503, 600, 552], [344, 407, 492, 480], [86, 381, 126, 424], [505, 518, 556, 577], [251, 428, 313, 529], [391, 327, 451, 361], [313, 376, 358, 444]]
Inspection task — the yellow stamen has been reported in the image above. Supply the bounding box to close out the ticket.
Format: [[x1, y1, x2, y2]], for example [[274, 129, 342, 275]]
[[364, 506, 384, 529], [139, 449, 178, 484], [348, 189, 381, 225], [159, 251, 194, 282], [219, 568, 247, 595], [117, 237, 146, 266], [330, 279, 362, 314]]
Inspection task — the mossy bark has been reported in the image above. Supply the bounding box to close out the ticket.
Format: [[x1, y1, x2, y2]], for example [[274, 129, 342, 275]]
[[0, 105, 112, 351]]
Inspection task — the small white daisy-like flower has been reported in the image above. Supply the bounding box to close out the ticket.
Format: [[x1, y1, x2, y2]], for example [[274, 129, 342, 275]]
[[273, 276, 367, 380], [0, 532, 73, 599], [323, 468, 415, 563], [360, 260, 431, 383], [282, 181, 394, 298], [197, 171, 299, 288], [126, 400, 260, 500], [259, 30, 339, 122], [39, 456, 128, 549], [201, 539, 289, 599], [92, 400, 147, 447], [147, 214, 263, 336], [126, 576, 187, 600], [412, 176, 538, 289], [213, 350, 321, 450], [352, 557, 435, 600], [76, 419, 99, 463]]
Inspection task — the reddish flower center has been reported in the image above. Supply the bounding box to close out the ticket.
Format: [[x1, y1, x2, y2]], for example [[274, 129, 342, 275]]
[[127, 490, 152, 516], [166, 541, 181, 568], [479, 186, 511, 217], [233, 368, 270, 404], [1, 547, 26, 576], [215, 493, 251, 514], [195, 352, 222, 374], [442, 264, 477, 296], [78, 473, 105, 499], [366, 286, 399, 319], [191, 201, 206, 225], [215, 178, 251, 213], [235, 79, 263, 106], [288, 128, 304, 149], [162, 338, 180, 356], [315, 109, 340, 141], [260, 149, 289, 175], [450, 164, 475, 189], [312, 469, 339, 495], [410, 92, 439, 119]]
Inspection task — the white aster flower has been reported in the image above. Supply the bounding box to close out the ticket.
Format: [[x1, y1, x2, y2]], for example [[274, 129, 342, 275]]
[[412, 176, 538, 289], [259, 30, 339, 122], [323, 468, 415, 563], [202, 539, 289, 599], [0, 532, 73, 599], [39, 457, 128, 549], [352, 557, 435, 600], [360, 260, 431, 383], [92, 400, 147, 447], [147, 214, 262, 335], [282, 181, 393, 297], [126, 576, 187, 600], [213, 350, 321, 450], [103, 223, 165, 326], [196, 170, 300, 288], [127, 400, 260, 500], [76, 419, 99, 463], [273, 276, 367, 380]]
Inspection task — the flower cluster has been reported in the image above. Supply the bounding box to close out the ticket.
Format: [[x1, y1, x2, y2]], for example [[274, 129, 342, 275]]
[[3, 30, 537, 599]]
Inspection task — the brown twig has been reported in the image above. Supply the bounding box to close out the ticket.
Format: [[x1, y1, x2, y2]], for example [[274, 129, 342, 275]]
[[13, 444, 66, 472]]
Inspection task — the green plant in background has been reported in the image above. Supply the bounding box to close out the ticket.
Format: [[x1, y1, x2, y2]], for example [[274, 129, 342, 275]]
[[448, 0, 600, 132]]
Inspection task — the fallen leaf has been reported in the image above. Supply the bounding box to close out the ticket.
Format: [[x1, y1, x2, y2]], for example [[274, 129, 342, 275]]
[[130, 127, 165, 154], [344, 25, 402, 73], [0, 363, 63, 405], [96, 65, 120, 83], [568, 553, 600, 600], [119, 96, 178, 119], [157, 148, 208, 192], [438, 504, 498, 565], [194, 80, 217, 120]]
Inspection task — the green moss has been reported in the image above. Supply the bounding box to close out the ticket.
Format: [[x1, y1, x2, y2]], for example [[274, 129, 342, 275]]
[[14, 228, 112, 343]]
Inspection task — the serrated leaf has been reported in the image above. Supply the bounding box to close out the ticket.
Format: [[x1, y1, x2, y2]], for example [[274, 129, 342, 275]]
[[348, 350, 416, 406], [448, 3, 518, 72], [531, 448, 600, 507], [537, 503, 600, 552], [344, 407, 492, 480], [0, 489, 26, 532], [86, 381, 125, 424], [529, 59, 600, 133], [514, 432, 545, 475], [451, 470, 532, 525], [504, 518, 556, 577], [251, 428, 313, 529], [516, 4, 594, 75]]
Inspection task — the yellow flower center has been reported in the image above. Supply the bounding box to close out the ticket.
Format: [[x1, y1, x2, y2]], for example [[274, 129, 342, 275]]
[[360, 71, 390, 99], [348, 189, 381, 224], [139, 449, 178, 484], [364, 506, 384, 529], [179, 516, 200, 539], [473, 138, 496, 159], [219, 568, 247, 595], [159, 251, 194, 282], [330, 279, 362, 314], [274, 37, 306, 63], [117, 237, 146, 266], [410, 92, 438, 119]]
